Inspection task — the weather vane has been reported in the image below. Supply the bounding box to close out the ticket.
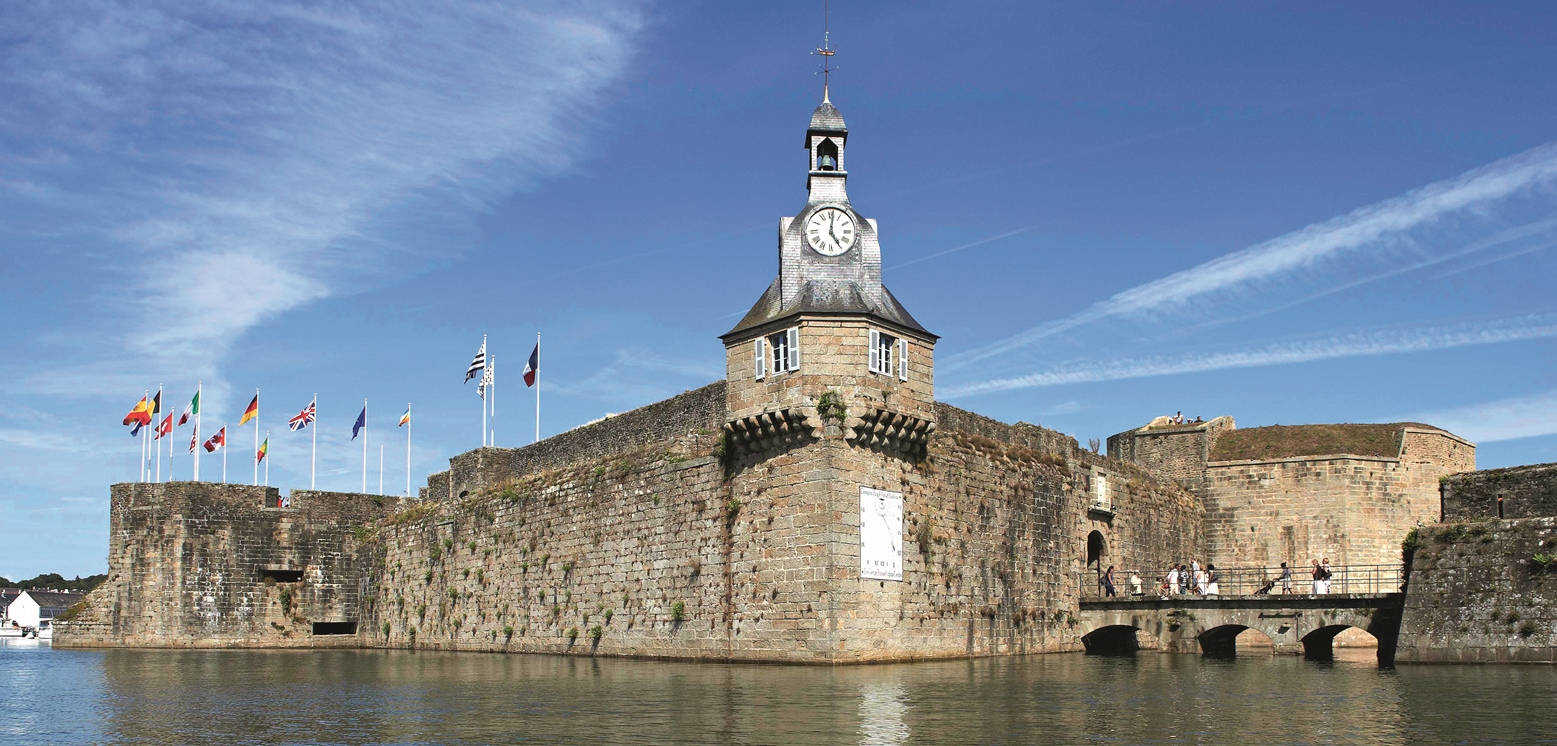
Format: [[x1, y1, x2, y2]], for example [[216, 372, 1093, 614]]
[[813, 0, 837, 100]]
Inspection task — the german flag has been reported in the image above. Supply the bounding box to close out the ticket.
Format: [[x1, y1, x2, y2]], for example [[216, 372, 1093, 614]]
[[239, 394, 259, 426], [123, 395, 152, 427]]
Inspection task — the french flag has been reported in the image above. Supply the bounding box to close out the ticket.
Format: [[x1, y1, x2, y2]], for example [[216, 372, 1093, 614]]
[[523, 343, 539, 387]]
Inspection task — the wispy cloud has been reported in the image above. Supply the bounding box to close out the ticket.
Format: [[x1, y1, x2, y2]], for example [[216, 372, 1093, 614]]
[[1412, 389, 1557, 444], [1, 1, 645, 398], [946, 142, 1557, 372], [945, 313, 1557, 397]]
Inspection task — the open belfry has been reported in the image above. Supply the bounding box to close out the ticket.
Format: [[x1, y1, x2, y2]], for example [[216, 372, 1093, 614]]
[[58, 84, 1472, 663]]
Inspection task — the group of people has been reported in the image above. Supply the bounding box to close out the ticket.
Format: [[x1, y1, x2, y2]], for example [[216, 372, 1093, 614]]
[[1160, 560, 1218, 597], [1170, 411, 1204, 425]]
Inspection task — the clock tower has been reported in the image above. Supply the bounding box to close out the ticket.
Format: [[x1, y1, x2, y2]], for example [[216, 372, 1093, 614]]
[[720, 88, 938, 461]]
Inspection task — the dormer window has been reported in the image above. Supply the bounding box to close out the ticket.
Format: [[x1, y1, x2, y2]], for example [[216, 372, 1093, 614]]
[[868, 329, 908, 381], [816, 139, 839, 171]]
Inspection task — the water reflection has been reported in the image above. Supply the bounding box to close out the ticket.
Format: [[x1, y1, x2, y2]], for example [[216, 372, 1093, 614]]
[[6, 641, 1557, 745], [858, 680, 909, 745]]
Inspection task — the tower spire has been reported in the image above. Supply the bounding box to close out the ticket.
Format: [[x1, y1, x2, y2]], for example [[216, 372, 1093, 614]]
[[814, 0, 836, 101]]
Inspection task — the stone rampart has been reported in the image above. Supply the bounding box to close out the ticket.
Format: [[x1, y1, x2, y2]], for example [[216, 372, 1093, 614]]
[[422, 382, 726, 502], [1397, 517, 1557, 663], [360, 402, 1202, 662], [1441, 463, 1557, 521], [55, 483, 405, 648]]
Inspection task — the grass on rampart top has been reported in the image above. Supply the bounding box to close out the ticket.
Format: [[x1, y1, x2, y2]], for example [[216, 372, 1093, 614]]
[[1210, 422, 1438, 462]]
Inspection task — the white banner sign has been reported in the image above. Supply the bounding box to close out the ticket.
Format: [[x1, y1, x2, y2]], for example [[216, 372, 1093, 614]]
[[860, 487, 903, 581]]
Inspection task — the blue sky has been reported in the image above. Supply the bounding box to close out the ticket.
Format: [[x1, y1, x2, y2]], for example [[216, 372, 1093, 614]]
[[4, 1, 1557, 578]]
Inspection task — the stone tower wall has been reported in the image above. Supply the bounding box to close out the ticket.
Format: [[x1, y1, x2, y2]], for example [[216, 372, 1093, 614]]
[[1441, 462, 1557, 521], [1199, 429, 1474, 570], [56, 483, 405, 648]]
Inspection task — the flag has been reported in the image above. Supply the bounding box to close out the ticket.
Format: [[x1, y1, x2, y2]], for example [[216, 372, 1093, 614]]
[[151, 390, 162, 415], [123, 396, 151, 427], [188, 429, 198, 454], [130, 419, 145, 437], [288, 399, 316, 432], [398, 406, 411, 427], [153, 413, 173, 440], [256, 436, 269, 462], [523, 343, 538, 387], [352, 406, 366, 440], [179, 390, 200, 426], [478, 362, 493, 399], [465, 339, 486, 383], [204, 427, 226, 453], [239, 395, 259, 426]]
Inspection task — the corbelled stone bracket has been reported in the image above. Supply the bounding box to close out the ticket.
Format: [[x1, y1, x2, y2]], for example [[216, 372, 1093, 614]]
[[845, 408, 935, 459], [724, 408, 821, 457]]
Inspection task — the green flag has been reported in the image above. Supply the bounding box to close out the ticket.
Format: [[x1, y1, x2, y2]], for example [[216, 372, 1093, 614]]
[[179, 390, 200, 426]]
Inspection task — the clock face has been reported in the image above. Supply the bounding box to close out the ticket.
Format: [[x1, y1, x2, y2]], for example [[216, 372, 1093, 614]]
[[804, 207, 856, 256]]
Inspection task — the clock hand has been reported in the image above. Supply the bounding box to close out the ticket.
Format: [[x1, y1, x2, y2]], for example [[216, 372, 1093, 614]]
[[828, 214, 840, 246]]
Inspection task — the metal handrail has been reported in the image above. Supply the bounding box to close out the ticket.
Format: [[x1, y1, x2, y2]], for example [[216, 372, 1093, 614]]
[[1079, 563, 1404, 599]]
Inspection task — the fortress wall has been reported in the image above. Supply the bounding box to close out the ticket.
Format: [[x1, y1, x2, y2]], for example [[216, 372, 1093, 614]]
[[1441, 463, 1557, 521], [1199, 430, 1471, 571], [56, 483, 405, 648], [422, 382, 727, 502], [363, 409, 1202, 662], [1105, 418, 1232, 492], [1398, 517, 1557, 663]]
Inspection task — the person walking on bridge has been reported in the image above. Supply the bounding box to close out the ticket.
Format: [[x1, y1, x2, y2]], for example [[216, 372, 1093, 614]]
[[1166, 565, 1180, 596], [1103, 566, 1117, 598], [1279, 562, 1293, 595]]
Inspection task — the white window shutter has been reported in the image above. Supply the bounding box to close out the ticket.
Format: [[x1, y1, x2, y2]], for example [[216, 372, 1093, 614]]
[[787, 327, 800, 371], [868, 330, 880, 373], [754, 338, 766, 380], [898, 338, 909, 381]]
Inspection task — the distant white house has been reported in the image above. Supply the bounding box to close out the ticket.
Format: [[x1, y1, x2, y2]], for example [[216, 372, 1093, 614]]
[[0, 589, 20, 622], [6, 590, 84, 629]]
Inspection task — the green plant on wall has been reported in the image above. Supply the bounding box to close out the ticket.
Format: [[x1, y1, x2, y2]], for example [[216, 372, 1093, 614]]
[[816, 390, 847, 421], [590, 625, 603, 643], [566, 626, 579, 644], [671, 601, 686, 622]]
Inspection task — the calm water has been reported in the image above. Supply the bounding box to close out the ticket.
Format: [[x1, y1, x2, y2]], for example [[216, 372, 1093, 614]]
[[6, 639, 1557, 745]]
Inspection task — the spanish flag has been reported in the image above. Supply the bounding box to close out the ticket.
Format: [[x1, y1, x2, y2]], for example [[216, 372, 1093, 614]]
[[256, 436, 269, 463], [239, 394, 259, 426], [123, 395, 152, 427]]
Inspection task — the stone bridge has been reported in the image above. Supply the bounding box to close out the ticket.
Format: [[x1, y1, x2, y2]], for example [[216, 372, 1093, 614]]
[[1078, 593, 1405, 667]]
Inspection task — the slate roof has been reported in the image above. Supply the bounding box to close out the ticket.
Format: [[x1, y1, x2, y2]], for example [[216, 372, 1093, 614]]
[[722, 278, 934, 340], [808, 100, 846, 133], [16, 590, 84, 611]]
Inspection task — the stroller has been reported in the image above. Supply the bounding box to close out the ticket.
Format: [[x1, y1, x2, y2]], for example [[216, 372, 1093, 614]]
[[1253, 576, 1276, 595]]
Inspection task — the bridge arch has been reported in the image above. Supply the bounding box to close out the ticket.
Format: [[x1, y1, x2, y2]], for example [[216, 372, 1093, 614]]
[[1300, 624, 1374, 660], [1081, 624, 1164, 655]]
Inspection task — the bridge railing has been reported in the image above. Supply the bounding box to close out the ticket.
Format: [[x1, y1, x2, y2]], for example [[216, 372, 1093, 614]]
[[1078, 563, 1404, 599]]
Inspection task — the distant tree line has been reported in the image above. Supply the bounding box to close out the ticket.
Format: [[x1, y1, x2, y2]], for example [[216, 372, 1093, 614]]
[[0, 573, 107, 592]]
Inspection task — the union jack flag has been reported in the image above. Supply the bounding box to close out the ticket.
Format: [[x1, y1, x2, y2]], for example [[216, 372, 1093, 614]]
[[288, 399, 316, 431]]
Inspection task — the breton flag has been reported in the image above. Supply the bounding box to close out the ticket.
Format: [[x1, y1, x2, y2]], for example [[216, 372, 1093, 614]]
[[288, 399, 316, 431], [398, 406, 411, 427], [153, 413, 173, 440], [123, 395, 152, 428], [204, 427, 227, 453], [465, 338, 487, 383], [178, 390, 200, 426], [478, 361, 494, 399], [239, 394, 259, 425], [352, 406, 366, 440], [523, 343, 538, 387], [256, 436, 269, 462]]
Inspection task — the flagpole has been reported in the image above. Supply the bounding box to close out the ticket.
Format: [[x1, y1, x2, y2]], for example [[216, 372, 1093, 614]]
[[155, 384, 163, 483], [223, 423, 229, 484], [264, 430, 270, 487], [253, 388, 260, 486], [194, 382, 202, 482], [406, 403, 412, 498], [378, 443, 384, 496], [310, 394, 318, 490], [491, 354, 497, 447], [535, 333, 541, 444], [141, 390, 149, 483], [361, 398, 368, 494]]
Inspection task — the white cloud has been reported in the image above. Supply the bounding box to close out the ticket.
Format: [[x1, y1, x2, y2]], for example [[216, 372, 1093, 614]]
[[1412, 389, 1557, 444], [944, 313, 1557, 397], [946, 141, 1557, 371], [2, 1, 645, 395]]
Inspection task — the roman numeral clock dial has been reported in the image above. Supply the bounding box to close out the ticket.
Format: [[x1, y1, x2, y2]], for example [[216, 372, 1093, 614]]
[[804, 207, 856, 256]]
